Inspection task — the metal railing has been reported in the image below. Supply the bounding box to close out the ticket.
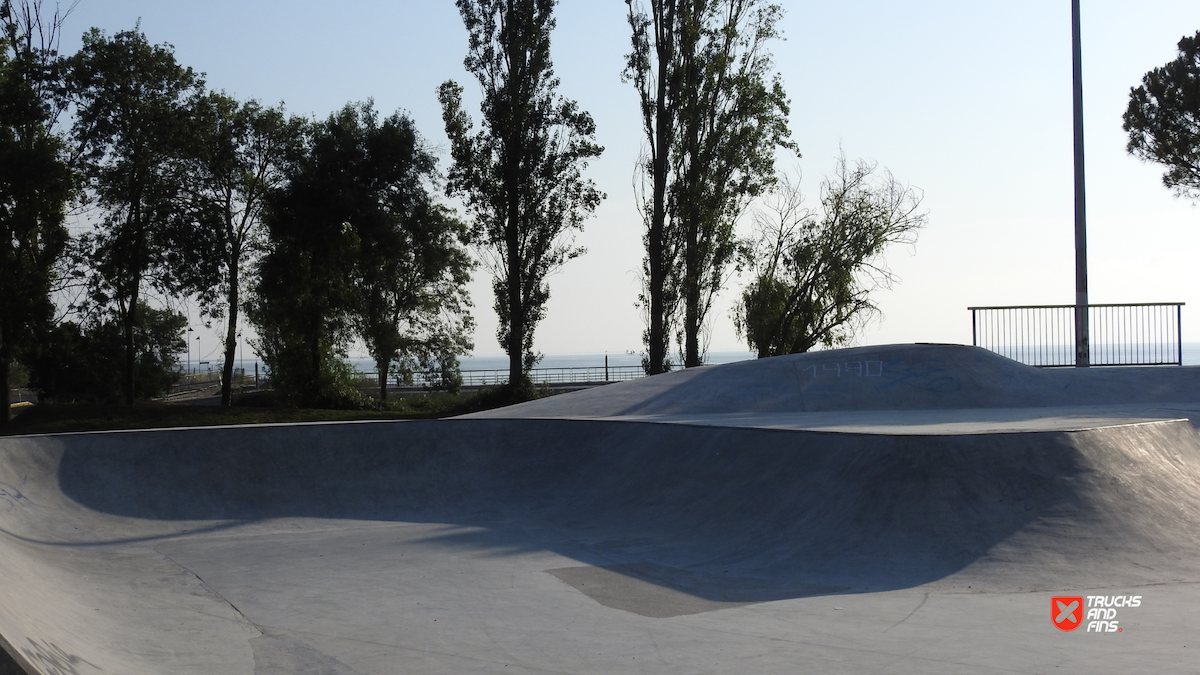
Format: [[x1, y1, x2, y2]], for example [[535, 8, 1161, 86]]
[[461, 365, 645, 387], [7, 387, 36, 405], [969, 303, 1184, 367], [163, 370, 257, 400], [359, 364, 648, 390]]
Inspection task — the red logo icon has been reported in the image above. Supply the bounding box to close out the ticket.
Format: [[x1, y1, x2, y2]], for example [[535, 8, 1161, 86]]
[[1052, 596, 1084, 631]]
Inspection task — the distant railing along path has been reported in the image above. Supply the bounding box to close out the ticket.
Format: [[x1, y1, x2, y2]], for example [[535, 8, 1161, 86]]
[[365, 364, 647, 390], [969, 303, 1184, 367]]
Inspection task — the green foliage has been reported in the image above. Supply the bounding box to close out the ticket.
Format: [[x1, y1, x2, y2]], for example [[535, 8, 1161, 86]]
[[734, 156, 925, 357], [624, 0, 681, 375], [345, 105, 474, 401], [625, 0, 793, 369], [187, 93, 307, 406], [0, 0, 73, 426], [248, 106, 357, 407], [25, 303, 186, 402], [250, 102, 473, 407], [65, 26, 216, 404], [439, 0, 604, 389], [423, 354, 465, 394], [1124, 30, 1200, 203]]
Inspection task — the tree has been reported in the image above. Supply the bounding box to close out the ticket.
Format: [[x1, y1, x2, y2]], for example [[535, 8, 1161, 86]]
[[1124, 30, 1200, 204], [626, 0, 793, 370], [250, 102, 473, 406], [65, 27, 215, 404], [734, 156, 925, 357], [345, 107, 473, 401], [624, 0, 681, 375], [26, 303, 185, 403], [439, 0, 604, 392], [189, 93, 306, 406], [0, 0, 73, 428], [249, 110, 357, 407]]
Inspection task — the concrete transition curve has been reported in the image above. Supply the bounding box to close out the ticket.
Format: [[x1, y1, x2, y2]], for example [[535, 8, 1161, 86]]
[[0, 344, 1198, 674]]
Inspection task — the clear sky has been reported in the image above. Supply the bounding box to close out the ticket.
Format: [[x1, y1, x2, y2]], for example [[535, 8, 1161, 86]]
[[57, 0, 1200, 361]]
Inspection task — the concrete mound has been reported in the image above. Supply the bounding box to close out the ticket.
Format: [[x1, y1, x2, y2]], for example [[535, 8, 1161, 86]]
[[1, 343, 1199, 674], [465, 343, 1200, 417]]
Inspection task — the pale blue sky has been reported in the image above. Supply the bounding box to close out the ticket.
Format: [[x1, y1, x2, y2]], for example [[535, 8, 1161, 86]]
[[58, 1, 1200, 359]]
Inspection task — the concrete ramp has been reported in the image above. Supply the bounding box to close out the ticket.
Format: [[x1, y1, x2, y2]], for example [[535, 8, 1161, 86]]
[[1, 344, 1199, 674], [464, 343, 1200, 417]]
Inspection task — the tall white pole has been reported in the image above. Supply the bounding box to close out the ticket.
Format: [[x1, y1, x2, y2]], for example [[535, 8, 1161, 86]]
[[1072, 0, 1090, 367]]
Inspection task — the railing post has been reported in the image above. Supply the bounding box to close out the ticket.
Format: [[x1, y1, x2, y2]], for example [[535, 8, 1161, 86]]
[[1178, 303, 1184, 366]]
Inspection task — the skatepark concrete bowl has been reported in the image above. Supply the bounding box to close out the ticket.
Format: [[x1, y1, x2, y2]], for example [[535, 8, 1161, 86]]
[[1, 344, 1199, 674]]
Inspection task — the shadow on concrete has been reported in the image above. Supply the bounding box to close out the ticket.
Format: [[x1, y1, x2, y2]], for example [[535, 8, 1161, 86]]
[[34, 418, 1130, 601]]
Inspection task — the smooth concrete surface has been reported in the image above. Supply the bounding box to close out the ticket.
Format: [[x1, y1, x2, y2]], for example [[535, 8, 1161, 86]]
[[1, 344, 1199, 674], [463, 343, 1200, 418]]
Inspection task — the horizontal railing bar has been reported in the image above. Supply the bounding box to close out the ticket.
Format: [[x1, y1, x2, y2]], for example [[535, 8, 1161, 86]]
[[968, 302, 1184, 310]]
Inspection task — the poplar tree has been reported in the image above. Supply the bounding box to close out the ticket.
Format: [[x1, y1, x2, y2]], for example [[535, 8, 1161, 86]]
[[626, 0, 792, 369], [439, 0, 603, 393]]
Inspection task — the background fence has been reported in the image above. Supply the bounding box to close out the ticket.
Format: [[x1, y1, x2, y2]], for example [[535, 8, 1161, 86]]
[[969, 303, 1184, 366], [360, 364, 647, 390]]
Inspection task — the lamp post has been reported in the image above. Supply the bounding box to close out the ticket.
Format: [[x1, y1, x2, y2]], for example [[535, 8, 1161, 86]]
[[187, 327, 193, 379], [238, 330, 244, 387], [1071, 0, 1090, 367]]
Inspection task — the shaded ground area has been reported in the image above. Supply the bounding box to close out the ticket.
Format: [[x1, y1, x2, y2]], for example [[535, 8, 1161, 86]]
[[0, 345, 1199, 673]]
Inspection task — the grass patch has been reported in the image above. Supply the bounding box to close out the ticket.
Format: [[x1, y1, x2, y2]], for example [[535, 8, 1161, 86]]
[[1, 387, 533, 437]]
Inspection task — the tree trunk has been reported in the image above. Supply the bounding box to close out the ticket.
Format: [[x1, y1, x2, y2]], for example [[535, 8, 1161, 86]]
[[683, 237, 701, 367], [646, 0, 675, 376], [123, 280, 140, 405], [124, 205, 145, 406], [220, 249, 240, 407], [0, 349, 10, 431], [377, 358, 389, 401], [504, 6, 528, 392], [505, 210, 524, 389], [680, 15, 704, 370], [309, 321, 321, 404]]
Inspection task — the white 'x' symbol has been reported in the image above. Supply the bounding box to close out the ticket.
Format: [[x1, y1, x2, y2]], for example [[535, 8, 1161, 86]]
[[1056, 600, 1080, 624]]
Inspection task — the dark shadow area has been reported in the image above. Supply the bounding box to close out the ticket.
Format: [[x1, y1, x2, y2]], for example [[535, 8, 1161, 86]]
[[0, 650, 25, 675], [546, 562, 848, 617], [0, 635, 31, 675], [33, 418, 1124, 599]]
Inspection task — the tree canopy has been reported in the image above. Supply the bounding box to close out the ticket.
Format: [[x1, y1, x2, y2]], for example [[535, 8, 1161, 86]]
[[65, 26, 214, 404], [188, 93, 307, 406], [626, 0, 793, 370], [1124, 30, 1200, 204], [250, 102, 473, 407], [735, 156, 925, 357], [440, 0, 603, 392], [0, 0, 72, 427]]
